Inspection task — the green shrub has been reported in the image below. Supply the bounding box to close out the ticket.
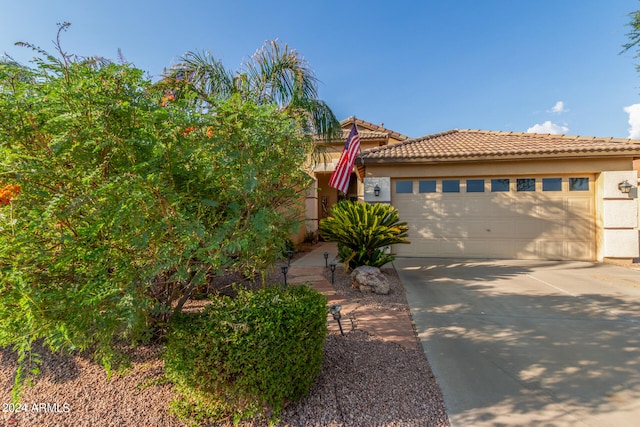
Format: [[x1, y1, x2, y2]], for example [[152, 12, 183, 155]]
[[1, 27, 322, 400], [319, 201, 410, 270], [164, 285, 327, 425], [282, 237, 296, 258]]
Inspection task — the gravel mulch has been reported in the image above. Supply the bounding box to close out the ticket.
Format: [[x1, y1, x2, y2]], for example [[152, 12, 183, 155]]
[[325, 265, 410, 310], [0, 258, 450, 427]]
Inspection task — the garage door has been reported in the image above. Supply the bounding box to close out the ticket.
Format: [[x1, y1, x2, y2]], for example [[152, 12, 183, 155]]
[[392, 175, 595, 260]]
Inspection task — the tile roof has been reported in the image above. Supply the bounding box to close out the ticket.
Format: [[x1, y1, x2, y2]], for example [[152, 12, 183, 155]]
[[340, 116, 410, 141], [341, 129, 390, 140], [358, 129, 640, 163]]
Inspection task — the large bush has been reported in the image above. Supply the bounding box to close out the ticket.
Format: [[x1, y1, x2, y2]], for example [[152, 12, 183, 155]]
[[319, 201, 410, 270], [164, 285, 328, 425], [0, 25, 326, 399]]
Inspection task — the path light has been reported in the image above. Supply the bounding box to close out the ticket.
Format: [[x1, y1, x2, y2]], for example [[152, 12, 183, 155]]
[[287, 250, 294, 266], [281, 265, 288, 287], [619, 180, 632, 194], [330, 260, 337, 285], [323, 251, 329, 267], [329, 303, 344, 336], [374, 184, 381, 197]]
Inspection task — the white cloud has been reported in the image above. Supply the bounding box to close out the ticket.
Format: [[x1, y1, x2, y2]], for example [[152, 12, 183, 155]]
[[527, 121, 569, 134], [624, 104, 640, 139], [549, 101, 568, 114]]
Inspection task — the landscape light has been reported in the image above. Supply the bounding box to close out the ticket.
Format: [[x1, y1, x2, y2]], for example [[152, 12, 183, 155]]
[[281, 265, 288, 287], [330, 260, 337, 285], [329, 303, 344, 336]]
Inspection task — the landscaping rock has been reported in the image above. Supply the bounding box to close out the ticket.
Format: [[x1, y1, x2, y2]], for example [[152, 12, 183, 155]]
[[351, 265, 390, 295]]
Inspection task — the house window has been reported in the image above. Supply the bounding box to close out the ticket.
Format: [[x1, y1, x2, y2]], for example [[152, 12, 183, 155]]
[[442, 180, 460, 193], [542, 178, 562, 191], [517, 178, 536, 192], [419, 180, 437, 193], [396, 180, 413, 194], [466, 179, 485, 192], [491, 179, 510, 192], [569, 177, 589, 191]]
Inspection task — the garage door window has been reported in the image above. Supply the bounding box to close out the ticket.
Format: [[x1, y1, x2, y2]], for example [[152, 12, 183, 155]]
[[517, 178, 535, 192], [419, 180, 437, 193], [569, 177, 589, 191], [542, 178, 562, 191], [396, 180, 413, 194], [442, 180, 460, 193], [491, 179, 510, 192], [466, 179, 485, 192]]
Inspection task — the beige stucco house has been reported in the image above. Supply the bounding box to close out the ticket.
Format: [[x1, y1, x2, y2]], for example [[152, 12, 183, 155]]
[[304, 117, 409, 230], [306, 118, 640, 263]]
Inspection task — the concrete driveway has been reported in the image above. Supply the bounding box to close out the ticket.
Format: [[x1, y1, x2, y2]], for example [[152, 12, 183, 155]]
[[394, 258, 640, 427]]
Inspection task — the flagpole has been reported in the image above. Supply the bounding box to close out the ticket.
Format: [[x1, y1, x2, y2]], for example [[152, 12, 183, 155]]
[[351, 117, 361, 200], [352, 117, 360, 199]]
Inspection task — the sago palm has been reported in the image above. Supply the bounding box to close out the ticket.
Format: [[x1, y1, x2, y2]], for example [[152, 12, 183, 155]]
[[319, 201, 410, 270]]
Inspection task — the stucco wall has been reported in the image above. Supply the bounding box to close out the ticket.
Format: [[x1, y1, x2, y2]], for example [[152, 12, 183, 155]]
[[597, 171, 639, 261]]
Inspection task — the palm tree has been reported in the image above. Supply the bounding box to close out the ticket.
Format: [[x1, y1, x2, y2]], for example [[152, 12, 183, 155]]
[[161, 40, 341, 141]]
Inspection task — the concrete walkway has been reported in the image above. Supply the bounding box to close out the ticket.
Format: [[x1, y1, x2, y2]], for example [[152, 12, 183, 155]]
[[288, 242, 418, 349], [395, 257, 640, 427]]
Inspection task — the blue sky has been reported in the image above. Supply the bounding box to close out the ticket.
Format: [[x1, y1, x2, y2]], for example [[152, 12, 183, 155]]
[[2, 0, 640, 139]]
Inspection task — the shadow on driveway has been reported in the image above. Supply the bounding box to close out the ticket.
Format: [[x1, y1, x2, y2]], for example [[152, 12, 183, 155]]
[[395, 258, 640, 427]]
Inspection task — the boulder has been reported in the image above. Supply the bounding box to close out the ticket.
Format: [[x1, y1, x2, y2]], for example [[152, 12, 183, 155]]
[[351, 265, 390, 295]]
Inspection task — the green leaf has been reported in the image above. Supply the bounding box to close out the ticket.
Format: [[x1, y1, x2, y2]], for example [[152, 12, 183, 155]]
[[319, 201, 410, 270], [201, 198, 219, 207]]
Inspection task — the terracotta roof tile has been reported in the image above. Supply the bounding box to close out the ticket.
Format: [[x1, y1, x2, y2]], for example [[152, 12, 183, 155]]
[[340, 116, 410, 141], [358, 129, 640, 163], [342, 129, 389, 140]]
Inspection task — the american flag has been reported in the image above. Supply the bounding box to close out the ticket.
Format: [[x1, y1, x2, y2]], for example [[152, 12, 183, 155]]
[[329, 123, 360, 194]]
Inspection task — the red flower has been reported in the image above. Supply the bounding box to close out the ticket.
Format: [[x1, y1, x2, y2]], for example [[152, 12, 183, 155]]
[[0, 184, 21, 206], [161, 90, 175, 107], [182, 126, 196, 135]]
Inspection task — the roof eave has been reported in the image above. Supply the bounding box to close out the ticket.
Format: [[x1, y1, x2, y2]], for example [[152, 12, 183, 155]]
[[359, 151, 640, 165]]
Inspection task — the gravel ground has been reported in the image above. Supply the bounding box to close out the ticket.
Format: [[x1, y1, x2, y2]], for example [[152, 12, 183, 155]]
[[0, 262, 450, 427], [324, 265, 410, 311]]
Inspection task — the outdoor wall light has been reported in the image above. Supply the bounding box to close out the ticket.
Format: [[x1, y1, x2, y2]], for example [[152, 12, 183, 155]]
[[619, 180, 633, 194], [329, 260, 337, 285], [374, 184, 381, 197], [323, 251, 329, 267], [329, 303, 344, 336], [281, 265, 288, 287]]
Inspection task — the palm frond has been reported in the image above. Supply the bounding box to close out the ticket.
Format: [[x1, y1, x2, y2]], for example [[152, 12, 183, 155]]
[[161, 41, 340, 145], [163, 50, 234, 103], [289, 98, 341, 141], [243, 40, 318, 108]]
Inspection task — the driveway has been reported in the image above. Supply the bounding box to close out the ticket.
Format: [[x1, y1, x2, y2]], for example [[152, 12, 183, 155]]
[[394, 258, 640, 427]]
